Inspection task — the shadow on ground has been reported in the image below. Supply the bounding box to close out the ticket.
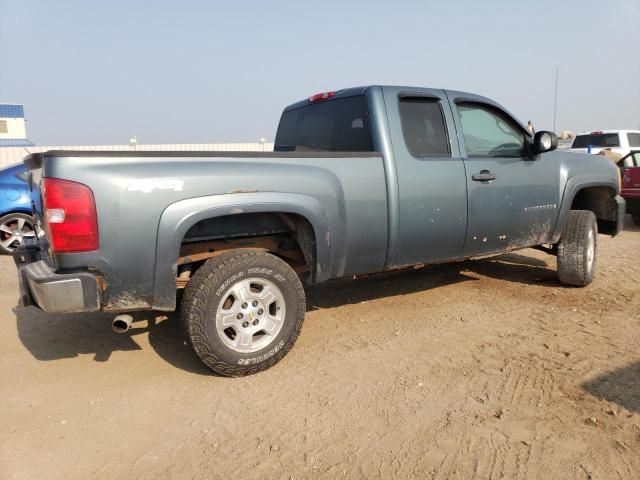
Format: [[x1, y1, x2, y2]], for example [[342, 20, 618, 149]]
[[15, 250, 560, 374], [15, 307, 141, 363], [14, 305, 211, 375], [307, 252, 558, 309], [581, 361, 640, 413], [623, 214, 640, 233]]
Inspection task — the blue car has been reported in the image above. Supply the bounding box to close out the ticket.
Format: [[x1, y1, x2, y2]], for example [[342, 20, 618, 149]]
[[0, 163, 36, 254]]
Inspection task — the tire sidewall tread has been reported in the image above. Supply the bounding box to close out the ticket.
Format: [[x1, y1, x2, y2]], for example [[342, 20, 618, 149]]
[[181, 249, 305, 377], [557, 210, 597, 287]]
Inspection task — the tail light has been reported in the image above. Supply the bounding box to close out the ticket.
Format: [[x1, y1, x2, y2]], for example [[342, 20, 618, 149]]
[[308, 91, 335, 102], [42, 178, 99, 253]]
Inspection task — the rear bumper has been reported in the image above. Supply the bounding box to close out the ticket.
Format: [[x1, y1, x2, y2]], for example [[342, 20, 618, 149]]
[[14, 245, 100, 313]]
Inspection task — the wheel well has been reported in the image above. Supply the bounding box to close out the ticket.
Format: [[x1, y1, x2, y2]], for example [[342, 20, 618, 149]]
[[176, 212, 316, 286], [570, 186, 618, 234], [0, 210, 33, 219]]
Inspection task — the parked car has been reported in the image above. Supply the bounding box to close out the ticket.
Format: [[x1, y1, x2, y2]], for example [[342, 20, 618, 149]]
[[0, 163, 36, 254], [15, 85, 625, 376], [618, 150, 640, 225], [567, 130, 640, 157]]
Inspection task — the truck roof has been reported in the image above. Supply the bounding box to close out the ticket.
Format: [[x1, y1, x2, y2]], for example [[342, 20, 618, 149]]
[[282, 86, 370, 112], [282, 85, 529, 133], [574, 130, 640, 135]]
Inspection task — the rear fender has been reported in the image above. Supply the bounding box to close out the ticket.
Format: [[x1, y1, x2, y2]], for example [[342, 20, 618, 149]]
[[152, 192, 336, 310]]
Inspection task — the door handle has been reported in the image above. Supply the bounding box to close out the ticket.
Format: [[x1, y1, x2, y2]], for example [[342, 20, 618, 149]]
[[472, 170, 497, 183]]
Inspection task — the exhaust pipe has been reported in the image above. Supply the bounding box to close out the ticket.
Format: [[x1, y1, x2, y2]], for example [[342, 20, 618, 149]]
[[112, 314, 133, 334]]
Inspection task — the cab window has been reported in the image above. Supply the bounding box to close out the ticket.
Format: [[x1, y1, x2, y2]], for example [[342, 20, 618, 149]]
[[457, 103, 525, 157], [274, 96, 373, 152], [398, 97, 450, 157], [627, 133, 640, 148], [618, 152, 640, 168]]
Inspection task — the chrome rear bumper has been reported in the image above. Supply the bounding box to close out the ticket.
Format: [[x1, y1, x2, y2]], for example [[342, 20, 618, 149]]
[[14, 246, 99, 313]]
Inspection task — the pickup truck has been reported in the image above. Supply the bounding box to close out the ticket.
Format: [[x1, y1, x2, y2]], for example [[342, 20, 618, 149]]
[[619, 150, 640, 225], [15, 86, 625, 376], [567, 130, 640, 158]]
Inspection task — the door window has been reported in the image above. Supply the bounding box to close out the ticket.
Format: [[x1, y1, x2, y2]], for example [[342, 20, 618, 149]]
[[457, 103, 525, 157], [618, 152, 640, 168], [627, 133, 640, 148], [398, 97, 450, 157]]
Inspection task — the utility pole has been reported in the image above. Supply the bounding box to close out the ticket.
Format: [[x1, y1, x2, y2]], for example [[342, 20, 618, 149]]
[[553, 66, 559, 132]]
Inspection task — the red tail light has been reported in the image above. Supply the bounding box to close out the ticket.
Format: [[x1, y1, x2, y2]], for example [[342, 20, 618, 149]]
[[308, 91, 335, 102], [42, 178, 99, 253]]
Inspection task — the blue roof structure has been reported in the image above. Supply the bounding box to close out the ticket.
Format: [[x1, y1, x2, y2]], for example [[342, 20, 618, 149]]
[[0, 104, 25, 118], [0, 139, 34, 147]]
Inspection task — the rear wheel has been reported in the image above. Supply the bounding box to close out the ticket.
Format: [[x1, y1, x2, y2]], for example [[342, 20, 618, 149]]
[[0, 213, 36, 254], [557, 210, 597, 287], [181, 249, 306, 376]]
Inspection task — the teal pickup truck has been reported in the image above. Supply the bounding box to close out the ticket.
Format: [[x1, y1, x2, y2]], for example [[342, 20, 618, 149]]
[[15, 86, 624, 376]]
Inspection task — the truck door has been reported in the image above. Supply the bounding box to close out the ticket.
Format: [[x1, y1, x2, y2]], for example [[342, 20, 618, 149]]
[[447, 96, 560, 257], [381, 87, 467, 266]]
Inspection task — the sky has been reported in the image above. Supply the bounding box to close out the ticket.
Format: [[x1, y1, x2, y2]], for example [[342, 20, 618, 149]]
[[1, 0, 639, 145]]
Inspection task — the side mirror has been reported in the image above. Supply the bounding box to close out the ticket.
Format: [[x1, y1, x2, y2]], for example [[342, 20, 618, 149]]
[[533, 131, 558, 155]]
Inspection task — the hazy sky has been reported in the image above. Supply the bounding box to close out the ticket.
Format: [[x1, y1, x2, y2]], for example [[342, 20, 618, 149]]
[[1, 0, 639, 145]]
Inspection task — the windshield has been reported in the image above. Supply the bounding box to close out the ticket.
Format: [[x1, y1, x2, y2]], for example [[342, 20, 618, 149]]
[[572, 133, 620, 148]]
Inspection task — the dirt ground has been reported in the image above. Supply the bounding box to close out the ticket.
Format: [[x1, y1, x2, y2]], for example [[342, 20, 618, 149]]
[[1, 219, 639, 480]]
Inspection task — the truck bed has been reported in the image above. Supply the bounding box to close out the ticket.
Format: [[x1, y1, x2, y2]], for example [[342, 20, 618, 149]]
[[25, 149, 389, 311]]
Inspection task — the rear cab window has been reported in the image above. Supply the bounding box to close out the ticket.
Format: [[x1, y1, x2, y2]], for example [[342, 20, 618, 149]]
[[398, 97, 451, 157], [572, 133, 621, 148], [274, 96, 373, 152]]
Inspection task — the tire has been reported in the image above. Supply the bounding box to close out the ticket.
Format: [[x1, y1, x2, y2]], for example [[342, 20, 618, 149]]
[[632, 213, 640, 226], [181, 249, 306, 376], [557, 210, 597, 287], [0, 213, 36, 255]]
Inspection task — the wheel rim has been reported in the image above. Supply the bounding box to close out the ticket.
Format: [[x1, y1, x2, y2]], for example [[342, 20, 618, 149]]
[[586, 228, 595, 272], [0, 216, 36, 252], [215, 277, 286, 353]]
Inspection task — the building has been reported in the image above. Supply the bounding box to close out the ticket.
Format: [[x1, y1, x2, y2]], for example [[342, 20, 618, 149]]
[[0, 103, 274, 167], [0, 104, 34, 148], [0, 142, 275, 168]]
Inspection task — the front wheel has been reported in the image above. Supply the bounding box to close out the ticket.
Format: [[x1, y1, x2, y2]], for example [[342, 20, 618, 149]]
[[181, 249, 306, 376], [557, 210, 597, 287]]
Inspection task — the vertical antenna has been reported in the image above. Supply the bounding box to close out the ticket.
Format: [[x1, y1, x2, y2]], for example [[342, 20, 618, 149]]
[[553, 66, 559, 132]]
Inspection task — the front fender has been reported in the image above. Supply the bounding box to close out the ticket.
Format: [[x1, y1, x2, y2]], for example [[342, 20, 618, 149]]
[[152, 192, 339, 310], [550, 173, 619, 243]]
